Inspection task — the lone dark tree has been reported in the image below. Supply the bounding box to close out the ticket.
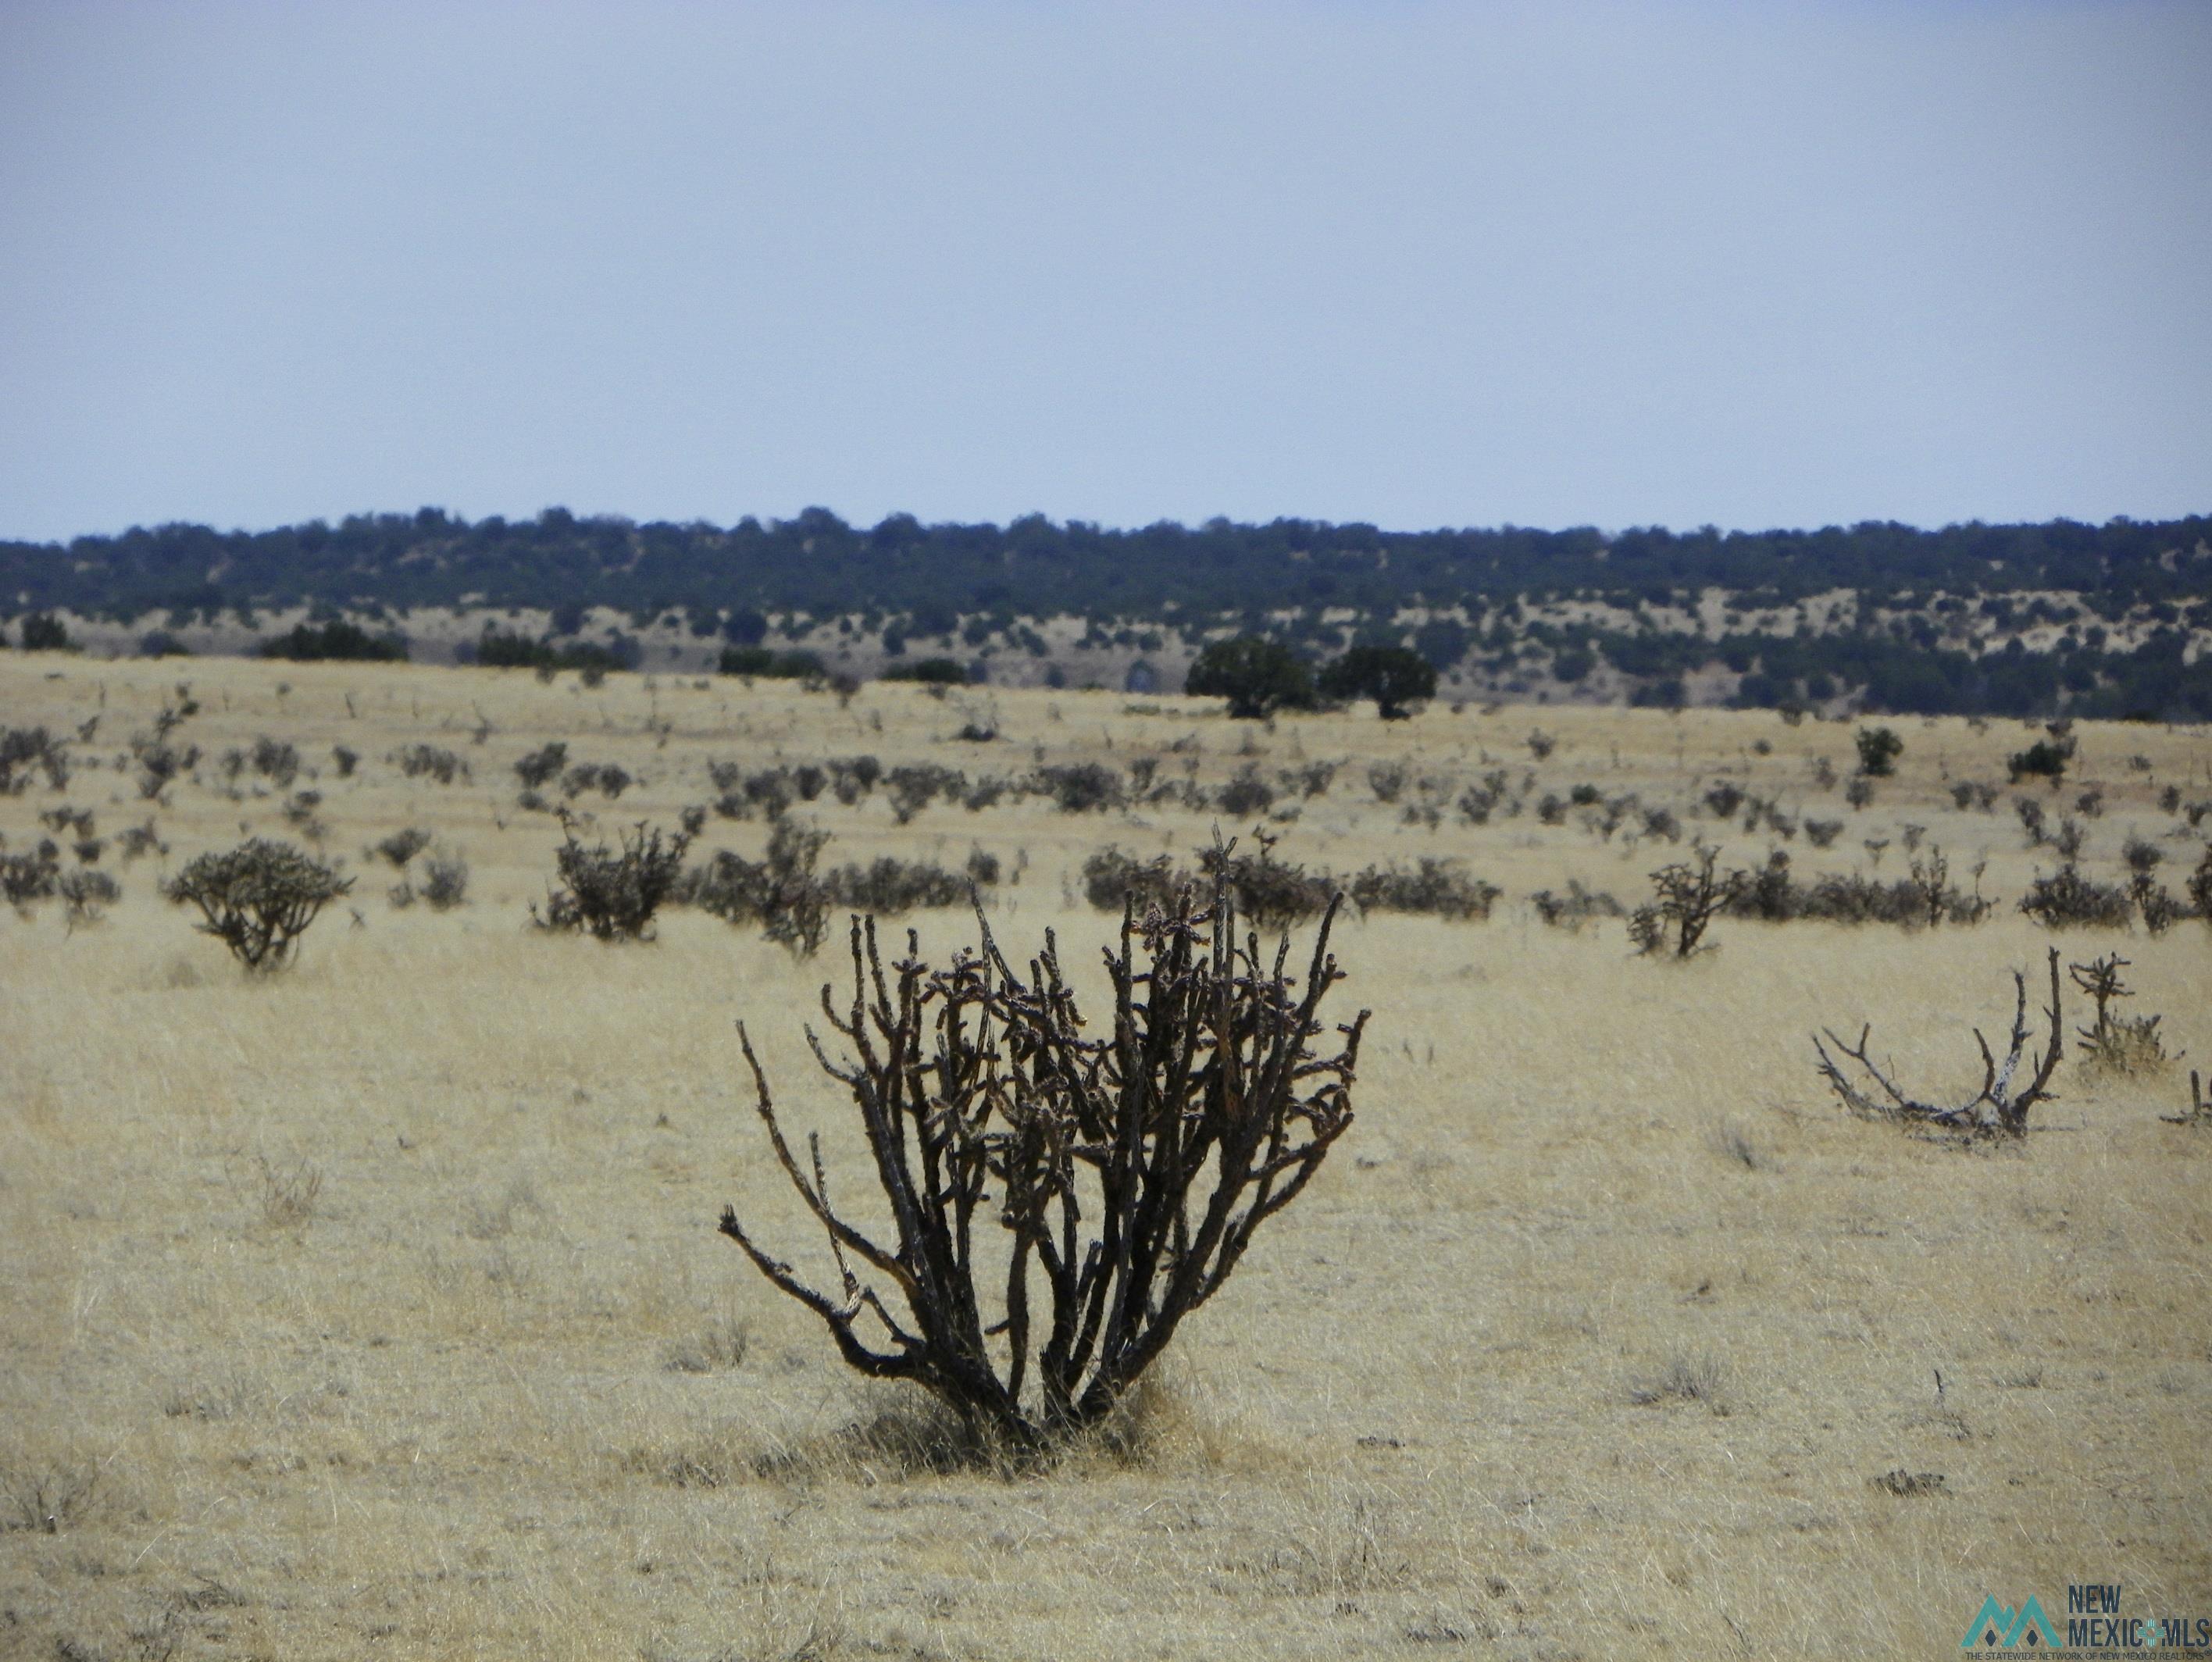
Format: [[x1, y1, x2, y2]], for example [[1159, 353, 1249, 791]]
[[1318, 644, 1438, 719], [166, 838, 352, 971], [1184, 637, 1315, 719], [1854, 726, 1903, 778], [717, 881, 1368, 1452]]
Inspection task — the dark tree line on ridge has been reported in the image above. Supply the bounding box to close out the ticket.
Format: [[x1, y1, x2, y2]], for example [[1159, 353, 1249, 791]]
[[5, 507, 2210, 719]]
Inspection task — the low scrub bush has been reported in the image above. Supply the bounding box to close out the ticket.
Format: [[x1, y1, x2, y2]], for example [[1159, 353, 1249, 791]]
[[1347, 858, 1499, 921], [2070, 954, 2177, 1079], [683, 819, 830, 956], [393, 744, 469, 784], [261, 619, 406, 662], [1031, 761, 1126, 815], [0, 726, 70, 794], [165, 838, 352, 970], [1532, 880, 1624, 930], [514, 741, 569, 790], [532, 813, 690, 942], [2018, 864, 2132, 930]]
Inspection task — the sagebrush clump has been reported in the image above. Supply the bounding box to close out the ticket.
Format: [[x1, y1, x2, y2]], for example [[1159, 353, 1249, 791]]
[[165, 838, 353, 970], [532, 813, 690, 942]]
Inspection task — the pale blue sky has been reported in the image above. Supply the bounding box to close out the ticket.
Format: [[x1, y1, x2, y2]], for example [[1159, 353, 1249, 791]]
[[2, 2, 2207, 544]]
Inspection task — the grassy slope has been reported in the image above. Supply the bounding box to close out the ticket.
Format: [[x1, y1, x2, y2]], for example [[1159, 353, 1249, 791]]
[[2, 656, 2207, 1660]]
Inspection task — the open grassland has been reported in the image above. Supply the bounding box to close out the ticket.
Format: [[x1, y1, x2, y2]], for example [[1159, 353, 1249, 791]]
[[3, 655, 2209, 1660]]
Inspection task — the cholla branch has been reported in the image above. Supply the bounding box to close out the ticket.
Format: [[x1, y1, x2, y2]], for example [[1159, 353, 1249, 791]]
[[719, 879, 1367, 1448], [1814, 948, 2063, 1139]]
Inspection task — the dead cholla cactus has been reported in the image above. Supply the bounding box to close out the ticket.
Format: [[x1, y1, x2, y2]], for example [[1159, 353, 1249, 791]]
[[1814, 949, 2064, 1139], [1630, 844, 1746, 958], [718, 884, 1368, 1452], [532, 811, 690, 942], [2162, 1071, 2207, 1128], [2069, 954, 2178, 1079], [166, 838, 352, 971]]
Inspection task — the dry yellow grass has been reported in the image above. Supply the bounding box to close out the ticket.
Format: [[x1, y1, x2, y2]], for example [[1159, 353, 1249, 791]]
[[2, 654, 2208, 1660]]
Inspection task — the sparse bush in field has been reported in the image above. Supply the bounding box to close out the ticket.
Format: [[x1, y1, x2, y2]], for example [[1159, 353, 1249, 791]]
[[561, 761, 632, 799], [2014, 796, 2048, 847], [1525, 729, 1556, 761], [1280, 760, 1338, 800], [2052, 815, 2088, 862], [716, 883, 1365, 1450], [2189, 846, 2212, 926], [2075, 786, 2103, 819], [684, 818, 830, 956], [1076, 847, 1159, 914], [718, 645, 824, 679], [419, 852, 469, 910], [679, 803, 708, 836], [1641, 804, 1683, 843], [282, 790, 326, 840], [2008, 730, 2075, 785], [961, 776, 1008, 811], [2070, 954, 2177, 1079], [1844, 777, 1875, 810], [40, 805, 93, 840], [964, 847, 1001, 886], [884, 762, 968, 823], [1198, 831, 1333, 929], [393, 744, 469, 784], [1811, 755, 1837, 790], [2130, 873, 2191, 935], [515, 741, 569, 790], [1854, 726, 1903, 777], [1629, 845, 1746, 958], [532, 813, 690, 943], [823, 855, 976, 915], [0, 726, 70, 794], [828, 754, 882, 805], [1456, 769, 1518, 826], [1950, 779, 1999, 812], [1725, 847, 1990, 928], [1030, 761, 1125, 815], [1215, 764, 1273, 817], [1628, 1355, 1729, 1413], [250, 736, 300, 786], [165, 838, 353, 970], [1531, 879, 1624, 930], [55, 867, 118, 929], [2018, 864, 2132, 930], [1703, 780, 1746, 819], [1347, 858, 1498, 922], [790, 763, 826, 801], [376, 827, 433, 868], [330, 744, 359, 777], [1366, 761, 1408, 803], [1816, 949, 2064, 1139], [2, 842, 61, 911], [116, 818, 166, 861]]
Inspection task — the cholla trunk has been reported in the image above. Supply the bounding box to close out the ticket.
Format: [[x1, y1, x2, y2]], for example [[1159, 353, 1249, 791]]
[[718, 880, 1366, 1449]]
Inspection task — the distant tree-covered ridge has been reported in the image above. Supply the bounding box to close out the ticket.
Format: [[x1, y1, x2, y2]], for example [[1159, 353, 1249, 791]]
[[5, 506, 2209, 718]]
